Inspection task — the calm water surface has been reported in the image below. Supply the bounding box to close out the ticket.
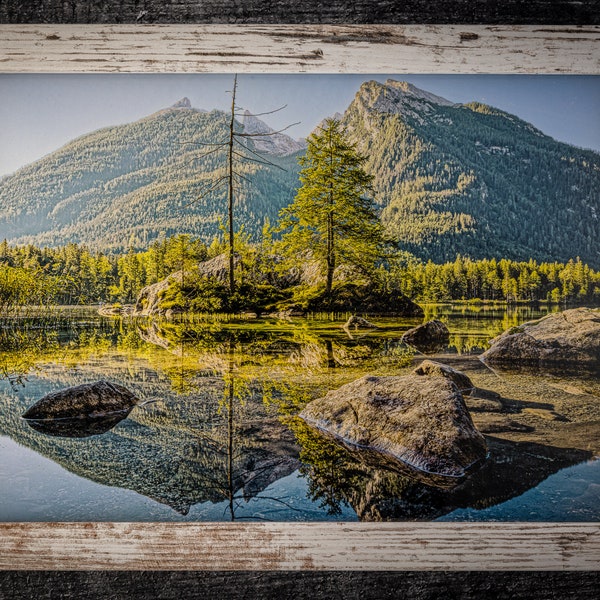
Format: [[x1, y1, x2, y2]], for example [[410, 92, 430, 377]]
[[0, 305, 598, 522]]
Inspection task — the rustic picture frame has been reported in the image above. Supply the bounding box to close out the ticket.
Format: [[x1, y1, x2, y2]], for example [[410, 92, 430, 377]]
[[0, 23, 598, 579]]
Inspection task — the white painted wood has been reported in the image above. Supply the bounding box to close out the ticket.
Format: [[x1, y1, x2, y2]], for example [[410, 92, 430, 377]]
[[0, 25, 598, 73], [0, 522, 598, 571]]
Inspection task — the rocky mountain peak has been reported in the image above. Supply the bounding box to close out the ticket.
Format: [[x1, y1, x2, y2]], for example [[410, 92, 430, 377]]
[[383, 80, 454, 107], [242, 110, 271, 134], [171, 97, 192, 109], [242, 110, 306, 156], [350, 79, 454, 125]]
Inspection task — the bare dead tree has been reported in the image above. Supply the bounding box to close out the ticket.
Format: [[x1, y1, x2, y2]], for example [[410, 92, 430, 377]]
[[177, 74, 299, 295]]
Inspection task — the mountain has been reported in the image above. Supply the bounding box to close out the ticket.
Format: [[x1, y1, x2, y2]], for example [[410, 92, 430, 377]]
[[1, 82, 599, 268], [0, 99, 303, 251], [339, 79, 600, 267], [242, 110, 306, 156]]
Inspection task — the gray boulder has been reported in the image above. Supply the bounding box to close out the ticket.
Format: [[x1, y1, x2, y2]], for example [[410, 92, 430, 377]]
[[134, 253, 236, 316], [481, 307, 600, 365], [402, 319, 449, 351], [22, 381, 139, 420], [134, 274, 177, 316], [299, 374, 487, 477], [412, 360, 474, 395]]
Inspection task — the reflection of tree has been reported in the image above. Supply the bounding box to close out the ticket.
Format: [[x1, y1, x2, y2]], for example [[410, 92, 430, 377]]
[[179, 338, 302, 520], [289, 417, 594, 521], [0, 328, 57, 388], [290, 417, 363, 516], [0, 323, 119, 389], [2, 313, 598, 521]]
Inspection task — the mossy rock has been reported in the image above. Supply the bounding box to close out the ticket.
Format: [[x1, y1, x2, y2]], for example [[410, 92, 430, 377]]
[[300, 374, 486, 477]]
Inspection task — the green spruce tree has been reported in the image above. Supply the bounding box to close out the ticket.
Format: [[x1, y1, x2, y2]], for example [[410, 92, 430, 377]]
[[278, 118, 384, 299]]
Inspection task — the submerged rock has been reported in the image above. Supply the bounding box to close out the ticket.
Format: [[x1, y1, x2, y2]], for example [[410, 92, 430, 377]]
[[22, 381, 139, 420], [412, 360, 474, 395], [481, 307, 600, 365], [343, 315, 378, 330], [401, 319, 450, 351], [299, 374, 487, 477]]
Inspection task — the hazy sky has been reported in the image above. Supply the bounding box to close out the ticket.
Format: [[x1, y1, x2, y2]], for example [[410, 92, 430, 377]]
[[0, 74, 598, 177]]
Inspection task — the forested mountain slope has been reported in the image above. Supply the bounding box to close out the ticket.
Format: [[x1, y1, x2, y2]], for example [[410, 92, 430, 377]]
[[0, 100, 302, 252], [340, 80, 600, 267], [1, 82, 598, 268]]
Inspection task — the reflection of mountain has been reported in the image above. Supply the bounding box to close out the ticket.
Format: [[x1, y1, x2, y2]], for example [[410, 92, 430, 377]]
[[0, 375, 300, 516], [292, 419, 593, 521], [2, 317, 599, 521]]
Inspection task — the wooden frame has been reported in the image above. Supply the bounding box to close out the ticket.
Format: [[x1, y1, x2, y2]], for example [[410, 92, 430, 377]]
[[0, 25, 598, 73], [0, 24, 599, 572]]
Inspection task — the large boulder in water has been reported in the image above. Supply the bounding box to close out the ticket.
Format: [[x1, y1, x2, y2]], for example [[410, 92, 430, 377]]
[[299, 374, 487, 477], [481, 307, 600, 365], [401, 319, 450, 353], [22, 381, 139, 420]]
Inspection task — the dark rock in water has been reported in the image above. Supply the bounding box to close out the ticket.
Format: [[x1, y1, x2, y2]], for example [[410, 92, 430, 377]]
[[413, 360, 474, 395], [401, 320, 450, 353], [24, 412, 131, 438], [343, 315, 378, 330], [299, 374, 487, 477], [22, 381, 139, 420], [481, 307, 600, 365]]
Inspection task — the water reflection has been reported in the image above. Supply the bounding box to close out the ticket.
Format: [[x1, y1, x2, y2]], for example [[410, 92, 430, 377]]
[[23, 410, 132, 438], [0, 305, 598, 522], [291, 417, 593, 520]]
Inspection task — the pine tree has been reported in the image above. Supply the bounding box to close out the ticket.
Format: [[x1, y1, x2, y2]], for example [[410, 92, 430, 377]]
[[278, 118, 384, 298]]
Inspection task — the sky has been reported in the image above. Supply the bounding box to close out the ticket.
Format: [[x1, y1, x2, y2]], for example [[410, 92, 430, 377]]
[[0, 74, 598, 177]]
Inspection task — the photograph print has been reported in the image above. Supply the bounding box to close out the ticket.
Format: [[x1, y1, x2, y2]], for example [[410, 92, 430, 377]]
[[0, 73, 598, 523]]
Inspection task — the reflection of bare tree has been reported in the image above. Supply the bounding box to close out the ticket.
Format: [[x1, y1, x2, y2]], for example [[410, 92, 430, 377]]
[[218, 340, 315, 520]]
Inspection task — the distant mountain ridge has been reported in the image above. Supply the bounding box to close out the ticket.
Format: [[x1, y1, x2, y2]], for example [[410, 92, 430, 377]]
[[242, 110, 307, 156], [0, 82, 598, 267], [0, 101, 303, 251], [339, 79, 600, 267]]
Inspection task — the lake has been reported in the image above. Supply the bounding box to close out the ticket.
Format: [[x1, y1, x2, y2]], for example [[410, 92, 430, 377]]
[[0, 305, 598, 522]]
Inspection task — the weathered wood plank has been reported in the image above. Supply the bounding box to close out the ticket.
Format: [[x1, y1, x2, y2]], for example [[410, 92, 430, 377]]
[[0, 523, 598, 571], [1, 0, 599, 25], [0, 24, 598, 73], [1, 571, 599, 600]]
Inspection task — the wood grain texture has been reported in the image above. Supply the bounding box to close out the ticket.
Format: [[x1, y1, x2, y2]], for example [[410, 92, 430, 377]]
[[0, 24, 598, 73], [1, 571, 599, 600], [0, 0, 599, 25], [0, 3, 598, 595], [0, 523, 598, 571]]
